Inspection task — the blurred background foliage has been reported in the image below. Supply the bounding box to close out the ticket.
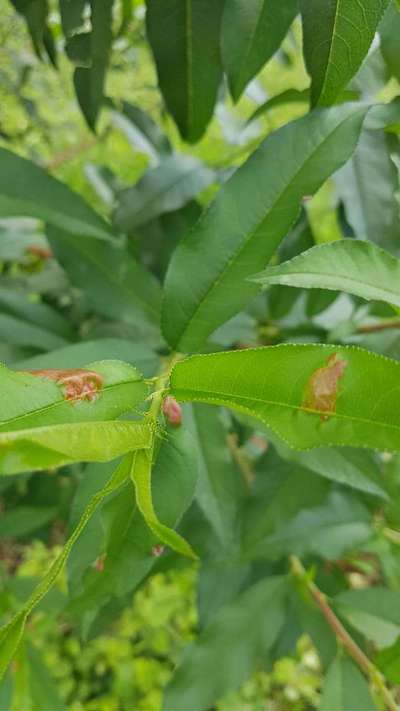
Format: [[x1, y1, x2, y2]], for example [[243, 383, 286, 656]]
[[0, 0, 400, 708]]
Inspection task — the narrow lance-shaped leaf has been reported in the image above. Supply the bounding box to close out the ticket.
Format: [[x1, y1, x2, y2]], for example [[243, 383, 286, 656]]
[[47, 227, 162, 332], [73, 0, 115, 130], [170, 345, 400, 452], [162, 104, 368, 353], [164, 576, 286, 711], [145, 0, 224, 143], [130, 448, 197, 559], [300, 0, 390, 107], [252, 240, 400, 308], [320, 656, 376, 711], [0, 420, 151, 475], [222, 0, 298, 102], [0, 148, 112, 239], [0, 456, 133, 680], [0, 360, 148, 431]]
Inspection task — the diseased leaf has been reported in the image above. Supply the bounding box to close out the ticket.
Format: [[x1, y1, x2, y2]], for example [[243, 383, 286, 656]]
[[0, 457, 133, 678], [164, 577, 286, 711], [0, 149, 112, 239], [253, 240, 400, 309], [0, 360, 147, 431], [145, 0, 224, 143], [0, 420, 151, 475], [300, 0, 390, 106], [162, 104, 367, 352], [320, 656, 376, 711], [113, 155, 215, 232], [130, 448, 197, 559], [170, 345, 400, 452], [221, 0, 298, 102]]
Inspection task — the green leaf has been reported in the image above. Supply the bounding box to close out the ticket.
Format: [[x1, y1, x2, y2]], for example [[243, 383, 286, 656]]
[[130, 448, 197, 559], [0, 420, 151, 475], [334, 588, 400, 648], [252, 240, 400, 309], [0, 506, 57, 538], [0, 360, 147, 431], [0, 456, 132, 678], [0, 287, 73, 340], [73, 1, 114, 129], [0, 148, 112, 239], [113, 155, 215, 232], [10, 0, 56, 65], [334, 129, 400, 250], [145, 0, 224, 143], [27, 646, 67, 711], [107, 99, 172, 161], [162, 104, 368, 352], [164, 576, 286, 711], [379, 3, 400, 82], [222, 0, 298, 102], [170, 345, 400, 452], [0, 314, 67, 351], [47, 227, 162, 330], [68, 426, 198, 617], [291, 447, 387, 499], [320, 656, 376, 711], [59, 0, 86, 36], [247, 88, 310, 124], [186, 404, 244, 549], [263, 491, 372, 559], [375, 637, 400, 684], [300, 0, 389, 106], [16, 339, 159, 378]]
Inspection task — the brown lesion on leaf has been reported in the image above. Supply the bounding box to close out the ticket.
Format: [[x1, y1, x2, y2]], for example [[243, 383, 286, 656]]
[[302, 353, 347, 421], [23, 368, 103, 403]]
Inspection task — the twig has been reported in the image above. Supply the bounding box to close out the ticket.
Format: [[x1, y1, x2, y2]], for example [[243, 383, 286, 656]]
[[290, 555, 399, 711], [357, 319, 400, 334], [45, 136, 99, 171]]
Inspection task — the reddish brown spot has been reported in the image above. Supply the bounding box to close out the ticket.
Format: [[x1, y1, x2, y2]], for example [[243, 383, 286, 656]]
[[94, 554, 106, 572], [162, 396, 182, 427], [24, 368, 103, 403], [302, 353, 347, 421], [26, 245, 53, 260], [151, 544, 165, 557]]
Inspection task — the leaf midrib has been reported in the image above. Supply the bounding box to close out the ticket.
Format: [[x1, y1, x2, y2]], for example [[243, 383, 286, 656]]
[[0, 378, 143, 431], [174, 108, 364, 347]]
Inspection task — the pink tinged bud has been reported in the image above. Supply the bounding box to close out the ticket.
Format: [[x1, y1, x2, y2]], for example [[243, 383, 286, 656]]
[[162, 396, 182, 426]]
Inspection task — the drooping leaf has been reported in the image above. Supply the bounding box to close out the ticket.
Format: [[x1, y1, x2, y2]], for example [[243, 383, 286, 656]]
[[0, 420, 151, 475], [320, 656, 376, 711], [0, 456, 133, 678], [68, 426, 198, 618], [130, 448, 197, 559], [0, 148, 112, 239], [334, 129, 400, 251], [170, 345, 400, 452], [221, 0, 297, 102], [113, 155, 215, 232], [10, 0, 56, 65], [73, 1, 115, 129], [300, 0, 390, 106], [0, 359, 147, 431], [162, 104, 368, 352], [145, 0, 224, 143], [252, 240, 400, 309], [47, 227, 162, 331], [164, 576, 286, 711]]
